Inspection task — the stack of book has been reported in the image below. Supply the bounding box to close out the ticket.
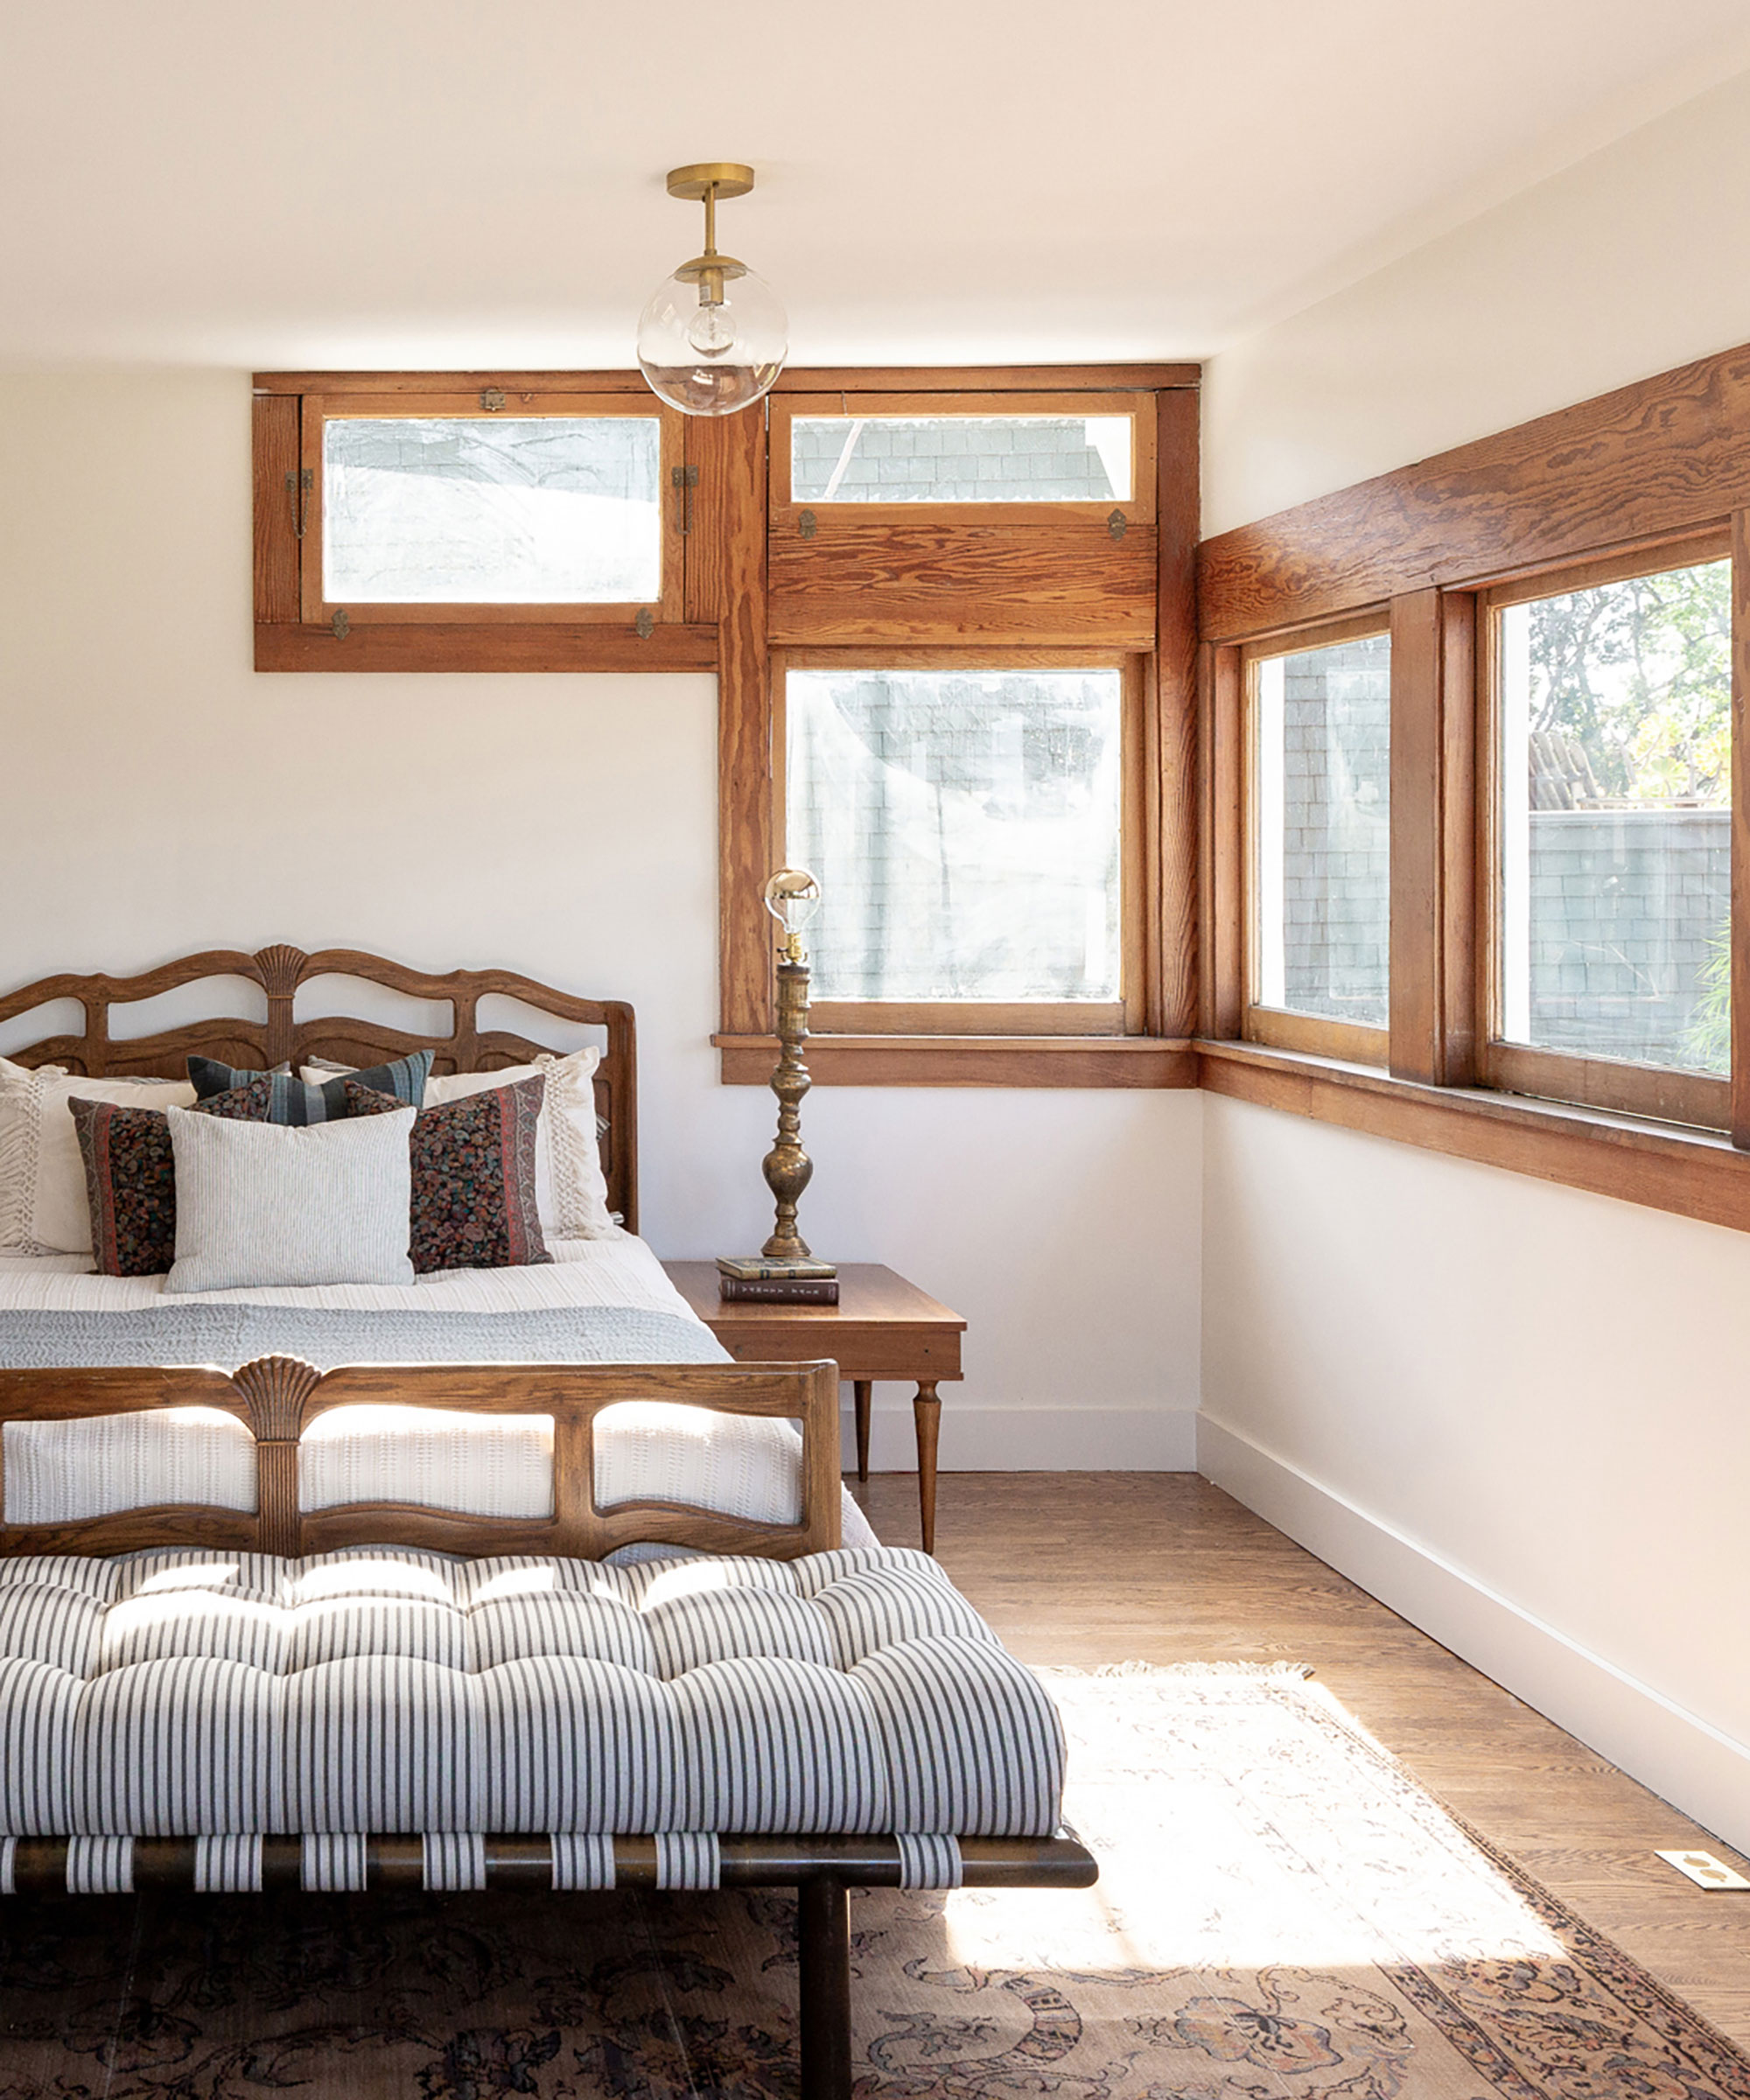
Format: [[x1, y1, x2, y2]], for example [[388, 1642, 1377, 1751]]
[[717, 1256, 840, 1304]]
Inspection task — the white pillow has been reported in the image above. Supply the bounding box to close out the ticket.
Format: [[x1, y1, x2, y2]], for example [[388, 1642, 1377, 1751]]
[[0, 1057, 195, 1256], [302, 1046, 615, 1237], [164, 1103, 417, 1293]]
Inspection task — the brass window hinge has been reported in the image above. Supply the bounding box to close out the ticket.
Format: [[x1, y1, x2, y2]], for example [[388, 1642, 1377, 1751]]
[[672, 463, 700, 536], [285, 467, 312, 540]]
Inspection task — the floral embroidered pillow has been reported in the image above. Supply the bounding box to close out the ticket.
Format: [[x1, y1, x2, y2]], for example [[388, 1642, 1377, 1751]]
[[345, 1074, 550, 1275], [70, 1077, 279, 1278]]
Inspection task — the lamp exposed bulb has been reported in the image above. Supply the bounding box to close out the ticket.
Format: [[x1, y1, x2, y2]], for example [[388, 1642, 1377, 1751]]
[[686, 299, 737, 357]]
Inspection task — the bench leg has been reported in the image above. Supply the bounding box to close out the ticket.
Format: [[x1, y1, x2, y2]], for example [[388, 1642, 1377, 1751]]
[[797, 1874, 851, 2100]]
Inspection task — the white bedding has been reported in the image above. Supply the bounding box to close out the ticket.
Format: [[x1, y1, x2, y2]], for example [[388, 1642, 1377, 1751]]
[[0, 1235, 878, 1549]]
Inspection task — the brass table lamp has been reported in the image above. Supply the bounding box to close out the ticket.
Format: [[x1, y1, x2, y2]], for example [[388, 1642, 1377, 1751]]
[[760, 867, 822, 1261]]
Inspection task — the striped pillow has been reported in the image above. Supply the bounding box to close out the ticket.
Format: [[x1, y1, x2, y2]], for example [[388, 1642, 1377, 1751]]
[[188, 1051, 430, 1127], [164, 1103, 417, 1292]]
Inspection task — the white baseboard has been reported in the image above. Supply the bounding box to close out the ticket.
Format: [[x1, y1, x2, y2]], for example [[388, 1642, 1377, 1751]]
[[843, 1404, 1196, 1473], [1198, 1414, 1750, 1857]]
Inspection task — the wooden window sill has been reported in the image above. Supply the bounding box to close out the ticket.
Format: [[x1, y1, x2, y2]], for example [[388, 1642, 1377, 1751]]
[[1197, 1038, 1750, 1235], [714, 1033, 1197, 1088], [255, 622, 719, 675]]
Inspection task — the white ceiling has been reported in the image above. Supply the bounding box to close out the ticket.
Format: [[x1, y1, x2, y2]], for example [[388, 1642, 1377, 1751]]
[[4, 0, 1750, 371]]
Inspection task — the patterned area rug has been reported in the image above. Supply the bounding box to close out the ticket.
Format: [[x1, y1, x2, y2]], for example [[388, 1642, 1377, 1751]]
[[1, 1661, 1746, 2099]]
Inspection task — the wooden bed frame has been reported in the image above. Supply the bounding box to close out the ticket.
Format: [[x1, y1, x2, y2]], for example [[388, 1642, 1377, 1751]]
[[0, 948, 1096, 2098], [0, 942, 639, 1231]]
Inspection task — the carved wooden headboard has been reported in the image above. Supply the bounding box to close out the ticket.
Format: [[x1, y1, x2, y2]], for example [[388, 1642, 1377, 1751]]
[[0, 944, 637, 1232]]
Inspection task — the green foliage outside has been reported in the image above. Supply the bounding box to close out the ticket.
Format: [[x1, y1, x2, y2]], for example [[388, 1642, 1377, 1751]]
[[1527, 560, 1730, 803]]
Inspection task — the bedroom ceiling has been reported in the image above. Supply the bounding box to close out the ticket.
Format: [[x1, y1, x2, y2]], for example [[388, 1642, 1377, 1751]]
[[3, 0, 1749, 371]]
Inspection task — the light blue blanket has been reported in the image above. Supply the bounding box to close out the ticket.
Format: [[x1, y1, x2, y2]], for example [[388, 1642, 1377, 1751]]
[[0, 1303, 731, 1373]]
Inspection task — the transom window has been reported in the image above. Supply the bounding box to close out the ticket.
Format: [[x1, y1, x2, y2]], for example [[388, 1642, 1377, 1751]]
[[298, 391, 685, 626]]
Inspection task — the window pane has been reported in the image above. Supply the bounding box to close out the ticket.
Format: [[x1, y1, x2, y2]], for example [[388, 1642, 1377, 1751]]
[[786, 668, 1124, 1002], [1254, 634, 1391, 1027], [791, 416, 1131, 505], [324, 417, 662, 603], [1498, 559, 1730, 1074]]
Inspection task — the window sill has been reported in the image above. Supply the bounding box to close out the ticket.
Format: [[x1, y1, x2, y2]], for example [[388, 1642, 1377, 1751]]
[[714, 1033, 1198, 1088], [1197, 1037, 1750, 1234], [255, 622, 719, 675]]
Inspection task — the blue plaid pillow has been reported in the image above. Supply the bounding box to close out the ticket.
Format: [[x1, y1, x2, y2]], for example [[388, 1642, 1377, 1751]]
[[186, 1049, 431, 1126]]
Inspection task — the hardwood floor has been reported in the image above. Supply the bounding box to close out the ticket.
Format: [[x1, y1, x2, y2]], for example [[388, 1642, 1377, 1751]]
[[850, 1469, 1750, 2051]]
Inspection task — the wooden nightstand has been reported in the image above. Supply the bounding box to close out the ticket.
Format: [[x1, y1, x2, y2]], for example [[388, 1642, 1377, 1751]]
[[662, 1262, 966, 1552]]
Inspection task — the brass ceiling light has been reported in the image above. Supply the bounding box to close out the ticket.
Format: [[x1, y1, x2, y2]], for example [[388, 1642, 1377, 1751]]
[[637, 163, 788, 417]]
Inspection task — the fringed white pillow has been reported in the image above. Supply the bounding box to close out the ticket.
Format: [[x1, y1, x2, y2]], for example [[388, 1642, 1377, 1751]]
[[0, 1057, 195, 1257]]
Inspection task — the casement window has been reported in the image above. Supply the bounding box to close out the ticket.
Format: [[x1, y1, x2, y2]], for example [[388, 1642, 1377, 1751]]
[[251, 376, 708, 671], [1480, 538, 1732, 1127], [777, 653, 1144, 1036], [1242, 620, 1391, 1063]]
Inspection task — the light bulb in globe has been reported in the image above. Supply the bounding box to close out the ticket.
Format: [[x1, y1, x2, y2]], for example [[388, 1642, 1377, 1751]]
[[763, 867, 821, 962]]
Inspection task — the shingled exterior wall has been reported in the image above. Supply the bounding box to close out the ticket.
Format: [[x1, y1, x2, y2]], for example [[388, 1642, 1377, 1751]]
[[1281, 640, 1391, 1023], [1523, 807, 1728, 1066]]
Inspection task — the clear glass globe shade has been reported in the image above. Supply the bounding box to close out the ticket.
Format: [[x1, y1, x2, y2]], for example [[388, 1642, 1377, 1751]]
[[638, 266, 788, 416]]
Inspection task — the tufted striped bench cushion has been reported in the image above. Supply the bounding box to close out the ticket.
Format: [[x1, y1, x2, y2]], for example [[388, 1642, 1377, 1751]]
[[0, 1544, 1064, 1894]]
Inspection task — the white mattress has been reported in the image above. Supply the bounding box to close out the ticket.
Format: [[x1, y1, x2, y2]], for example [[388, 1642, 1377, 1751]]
[[0, 1236, 878, 1550]]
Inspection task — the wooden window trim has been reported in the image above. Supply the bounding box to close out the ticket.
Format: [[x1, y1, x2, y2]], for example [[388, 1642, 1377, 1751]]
[[719, 378, 1199, 1085], [1199, 1036, 1750, 1236], [774, 648, 1145, 1040], [253, 370, 714, 673], [1197, 334, 1750, 1227], [1474, 535, 1732, 1130], [1238, 612, 1392, 1068], [770, 392, 1157, 529]]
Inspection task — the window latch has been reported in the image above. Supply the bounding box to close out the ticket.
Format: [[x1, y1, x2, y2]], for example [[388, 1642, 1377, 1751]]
[[635, 608, 654, 639], [1108, 508, 1128, 542], [798, 508, 817, 540], [672, 463, 699, 536], [285, 468, 312, 541], [331, 609, 349, 640], [480, 388, 506, 411]]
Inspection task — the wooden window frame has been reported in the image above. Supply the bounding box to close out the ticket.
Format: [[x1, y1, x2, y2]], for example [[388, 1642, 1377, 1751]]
[[1474, 532, 1733, 1131], [770, 392, 1157, 530], [252, 371, 718, 673], [1196, 330, 1750, 1234], [1239, 611, 1392, 1067], [773, 648, 1147, 1040], [714, 371, 1201, 1088]]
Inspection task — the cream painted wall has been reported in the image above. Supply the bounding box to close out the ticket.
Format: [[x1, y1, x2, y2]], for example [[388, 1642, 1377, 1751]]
[[1203, 63, 1750, 536], [0, 368, 1200, 1470], [1198, 72, 1750, 1844]]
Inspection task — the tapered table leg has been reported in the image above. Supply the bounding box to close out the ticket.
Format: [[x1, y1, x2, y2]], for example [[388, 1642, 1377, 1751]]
[[853, 1380, 872, 1481], [797, 1874, 851, 2100], [913, 1380, 941, 1554]]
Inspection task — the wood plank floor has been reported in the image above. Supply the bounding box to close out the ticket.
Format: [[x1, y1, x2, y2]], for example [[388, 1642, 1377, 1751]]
[[851, 1470, 1750, 2050]]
